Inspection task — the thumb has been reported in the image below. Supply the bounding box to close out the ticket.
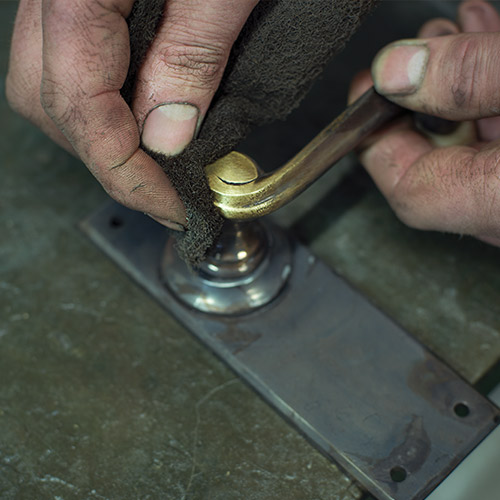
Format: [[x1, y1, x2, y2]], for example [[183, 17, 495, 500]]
[[371, 32, 500, 121], [133, 0, 258, 156]]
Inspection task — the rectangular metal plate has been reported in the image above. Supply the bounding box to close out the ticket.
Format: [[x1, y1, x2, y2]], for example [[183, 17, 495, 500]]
[[81, 202, 500, 500]]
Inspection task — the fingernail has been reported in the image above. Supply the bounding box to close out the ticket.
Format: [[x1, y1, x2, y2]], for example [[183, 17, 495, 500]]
[[142, 103, 200, 156], [372, 42, 429, 95], [147, 214, 186, 232]]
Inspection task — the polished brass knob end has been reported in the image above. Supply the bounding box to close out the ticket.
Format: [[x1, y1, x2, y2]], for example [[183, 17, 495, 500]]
[[206, 151, 259, 185], [206, 151, 263, 220], [205, 88, 405, 221]]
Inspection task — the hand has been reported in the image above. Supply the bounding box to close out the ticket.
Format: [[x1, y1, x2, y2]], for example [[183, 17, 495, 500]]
[[350, 0, 500, 247], [6, 0, 258, 231]]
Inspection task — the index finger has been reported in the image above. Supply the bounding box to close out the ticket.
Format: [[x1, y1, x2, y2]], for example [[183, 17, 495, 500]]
[[41, 0, 186, 226]]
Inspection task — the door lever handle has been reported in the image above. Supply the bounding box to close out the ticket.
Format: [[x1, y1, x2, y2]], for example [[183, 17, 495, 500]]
[[205, 87, 404, 220]]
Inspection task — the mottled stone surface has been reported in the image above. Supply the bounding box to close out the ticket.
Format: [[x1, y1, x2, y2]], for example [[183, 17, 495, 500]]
[[2, 1, 500, 499]]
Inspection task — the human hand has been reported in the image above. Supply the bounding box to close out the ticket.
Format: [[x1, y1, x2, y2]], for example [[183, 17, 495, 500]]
[[350, 0, 500, 247], [6, 0, 258, 231]]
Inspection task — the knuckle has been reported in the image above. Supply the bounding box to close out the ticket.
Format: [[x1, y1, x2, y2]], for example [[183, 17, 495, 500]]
[[475, 150, 500, 230], [390, 198, 418, 228], [389, 184, 427, 230], [40, 80, 63, 124], [44, 0, 74, 25], [40, 77, 81, 130], [5, 67, 39, 118], [39, 75, 63, 114], [39, 80, 56, 115], [158, 42, 226, 89], [388, 154, 440, 231], [5, 71, 25, 115]]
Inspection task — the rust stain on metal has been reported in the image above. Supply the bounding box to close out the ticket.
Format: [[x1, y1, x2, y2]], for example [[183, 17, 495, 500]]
[[347, 416, 431, 497], [376, 415, 431, 476], [217, 326, 262, 355], [407, 353, 458, 417]]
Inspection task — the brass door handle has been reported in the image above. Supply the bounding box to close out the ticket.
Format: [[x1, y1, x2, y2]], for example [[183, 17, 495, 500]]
[[205, 87, 404, 220]]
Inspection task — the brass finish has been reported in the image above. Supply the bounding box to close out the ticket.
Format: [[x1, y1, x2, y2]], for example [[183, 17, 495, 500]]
[[206, 88, 404, 220]]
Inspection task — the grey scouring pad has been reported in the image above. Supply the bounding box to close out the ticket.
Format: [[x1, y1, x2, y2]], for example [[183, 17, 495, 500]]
[[122, 0, 378, 266]]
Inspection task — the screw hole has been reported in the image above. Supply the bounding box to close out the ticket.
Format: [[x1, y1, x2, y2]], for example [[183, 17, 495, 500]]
[[390, 466, 407, 483], [454, 403, 470, 418], [109, 216, 124, 228], [494, 415, 500, 425]]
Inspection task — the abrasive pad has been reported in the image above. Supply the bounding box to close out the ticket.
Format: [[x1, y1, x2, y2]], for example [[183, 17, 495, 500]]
[[123, 0, 378, 266]]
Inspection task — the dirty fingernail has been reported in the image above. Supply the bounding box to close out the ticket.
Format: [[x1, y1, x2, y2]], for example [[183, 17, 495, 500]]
[[372, 42, 429, 95], [142, 103, 200, 156], [147, 214, 186, 232]]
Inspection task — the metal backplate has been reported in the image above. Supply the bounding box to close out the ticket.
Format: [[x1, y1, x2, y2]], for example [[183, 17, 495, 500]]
[[81, 202, 500, 500]]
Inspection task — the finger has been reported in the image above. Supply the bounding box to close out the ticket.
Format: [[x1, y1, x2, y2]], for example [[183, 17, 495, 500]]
[[371, 31, 500, 121], [417, 18, 460, 38], [479, 234, 500, 246], [348, 69, 373, 104], [414, 18, 478, 145], [41, 0, 186, 227], [458, 0, 500, 33], [458, 0, 500, 141], [360, 130, 500, 241], [6, 0, 74, 152], [134, 0, 259, 156], [347, 69, 414, 155]]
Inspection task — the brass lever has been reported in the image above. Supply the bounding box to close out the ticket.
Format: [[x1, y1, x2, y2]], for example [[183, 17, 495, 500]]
[[205, 87, 404, 220]]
